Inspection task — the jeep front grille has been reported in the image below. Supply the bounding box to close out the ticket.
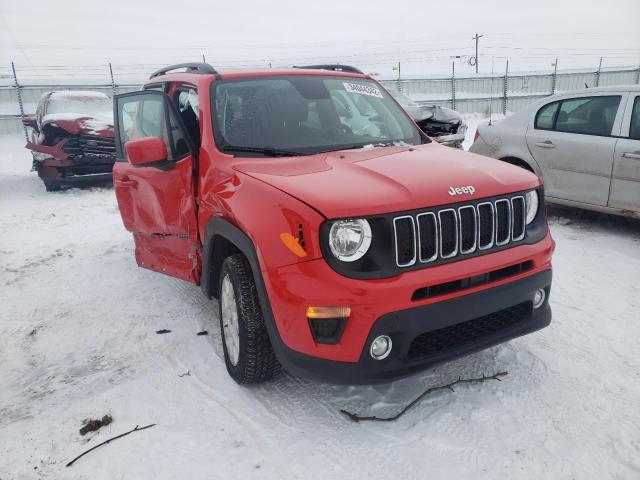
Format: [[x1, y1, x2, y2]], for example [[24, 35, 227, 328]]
[[393, 195, 526, 267]]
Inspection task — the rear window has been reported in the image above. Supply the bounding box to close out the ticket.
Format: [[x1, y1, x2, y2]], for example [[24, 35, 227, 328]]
[[534, 101, 559, 130], [534, 95, 621, 136]]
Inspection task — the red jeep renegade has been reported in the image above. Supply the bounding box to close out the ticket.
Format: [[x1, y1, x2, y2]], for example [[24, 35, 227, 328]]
[[112, 63, 554, 384]]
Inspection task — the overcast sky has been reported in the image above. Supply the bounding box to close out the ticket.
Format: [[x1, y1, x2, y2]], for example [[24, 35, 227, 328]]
[[1, 0, 639, 84]]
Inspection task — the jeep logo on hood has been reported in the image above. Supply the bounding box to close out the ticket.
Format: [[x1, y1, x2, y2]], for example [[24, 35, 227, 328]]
[[448, 185, 476, 196]]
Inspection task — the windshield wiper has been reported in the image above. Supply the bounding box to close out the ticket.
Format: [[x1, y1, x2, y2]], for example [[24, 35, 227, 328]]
[[319, 141, 409, 154], [221, 145, 303, 157], [318, 144, 367, 154]]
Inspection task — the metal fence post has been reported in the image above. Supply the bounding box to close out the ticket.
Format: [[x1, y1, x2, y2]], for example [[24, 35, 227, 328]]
[[551, 58, 558, 95], [595, 57, 602, 87], [11, 62, 28, 141], [503, 60, 509, 116], [108, 62, 116, 96], [451, 61, 456, 110]]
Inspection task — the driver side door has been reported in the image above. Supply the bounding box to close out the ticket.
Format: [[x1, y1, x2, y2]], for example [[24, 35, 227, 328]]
[[112, 90, 200, 283]]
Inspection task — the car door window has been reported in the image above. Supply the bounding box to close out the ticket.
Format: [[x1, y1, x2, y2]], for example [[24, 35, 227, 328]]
[[174, 88, 200, 148], [115, 92, 192, 161], [629, 97, 640, 140], [534, 101, 559, 130], [555, 96, 621, 136]]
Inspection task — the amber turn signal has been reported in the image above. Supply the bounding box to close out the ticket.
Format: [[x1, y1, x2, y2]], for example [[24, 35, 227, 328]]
[[280, 233, 307, 257], [306, 306, 351, 319]]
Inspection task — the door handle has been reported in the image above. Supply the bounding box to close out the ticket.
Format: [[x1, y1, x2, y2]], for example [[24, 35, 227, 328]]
[[535, 141, 556, 149], [622, 151, 640, 160], [115, 178, 138, 188]]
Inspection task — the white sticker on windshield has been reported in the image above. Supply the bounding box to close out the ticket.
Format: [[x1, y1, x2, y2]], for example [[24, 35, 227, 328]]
[[343, 82, 383, 98]]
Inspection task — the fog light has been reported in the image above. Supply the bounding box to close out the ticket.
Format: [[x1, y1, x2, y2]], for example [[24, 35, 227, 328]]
[[533, 289, 546, 309], [370, 335, 392, 360]]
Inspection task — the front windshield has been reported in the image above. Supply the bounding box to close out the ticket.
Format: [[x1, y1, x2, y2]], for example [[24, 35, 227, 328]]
[[212, 75, 424, 155], [47, 93, 112, 117]]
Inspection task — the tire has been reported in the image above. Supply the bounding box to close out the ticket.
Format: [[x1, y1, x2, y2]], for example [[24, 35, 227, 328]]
[[44, 181, 61, 192], [218, 253, 280, 384], [36, 163, 62, 192]]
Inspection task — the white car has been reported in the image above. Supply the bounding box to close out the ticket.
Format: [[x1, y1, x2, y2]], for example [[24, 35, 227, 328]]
[[470, 85, 640, 218]]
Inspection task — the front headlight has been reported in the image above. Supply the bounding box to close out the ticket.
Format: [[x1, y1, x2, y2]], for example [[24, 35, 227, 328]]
[[525, 190, 539, 224], [328, 219, 372, 262]]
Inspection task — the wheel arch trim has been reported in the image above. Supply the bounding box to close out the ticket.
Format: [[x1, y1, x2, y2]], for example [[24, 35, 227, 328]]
[[201, 217, 296, 365]]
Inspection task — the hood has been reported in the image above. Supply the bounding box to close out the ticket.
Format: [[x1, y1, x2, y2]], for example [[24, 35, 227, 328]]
[[418, 105, 463, 124], [41, 113, 114, 137], [233, 143, 541, 218]]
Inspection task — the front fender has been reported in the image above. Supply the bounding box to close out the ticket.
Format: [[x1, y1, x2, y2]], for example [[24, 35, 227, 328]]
[[199, 171, 326, 277]]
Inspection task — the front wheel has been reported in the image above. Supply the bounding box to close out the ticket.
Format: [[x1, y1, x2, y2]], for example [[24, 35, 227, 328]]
[[218, 254, 280, 384]]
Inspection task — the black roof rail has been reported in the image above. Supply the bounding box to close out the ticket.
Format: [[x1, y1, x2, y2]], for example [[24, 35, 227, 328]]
[[149, 62, 220, 79], [293, 64, 364, 75]]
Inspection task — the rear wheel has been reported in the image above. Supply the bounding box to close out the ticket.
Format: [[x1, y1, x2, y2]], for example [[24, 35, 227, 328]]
[[218, 254, 280, 384]]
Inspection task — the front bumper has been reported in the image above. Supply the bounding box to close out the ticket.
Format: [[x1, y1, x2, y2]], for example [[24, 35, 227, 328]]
[[35, 157, 114, 189], [259, 232, 554, 383], [434, 132, 465, 148], [272, 269, 551, 384]]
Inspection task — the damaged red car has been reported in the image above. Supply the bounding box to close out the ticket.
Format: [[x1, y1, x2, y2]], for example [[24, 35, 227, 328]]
[[22, 91, 116, 191]]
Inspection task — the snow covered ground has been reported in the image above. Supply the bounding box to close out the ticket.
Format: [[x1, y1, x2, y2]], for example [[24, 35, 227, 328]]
[[1, 133, 639, 479]]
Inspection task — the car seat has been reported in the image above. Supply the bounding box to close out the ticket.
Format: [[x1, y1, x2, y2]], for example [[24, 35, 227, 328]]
[[586, 108, 608, 136]]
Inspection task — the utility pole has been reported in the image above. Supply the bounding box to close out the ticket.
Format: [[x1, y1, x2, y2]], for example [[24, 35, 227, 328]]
[[472, 33, 483, 74], [397, 61, 401, 81]]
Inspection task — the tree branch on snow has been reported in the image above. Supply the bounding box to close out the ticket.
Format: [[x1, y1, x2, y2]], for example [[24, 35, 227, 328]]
[[340, 371, 508, 423], [66, 424, 156, 467]]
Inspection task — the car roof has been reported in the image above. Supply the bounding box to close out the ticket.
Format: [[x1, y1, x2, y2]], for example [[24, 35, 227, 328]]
[[48, 90, 111, 99], [555, 84, 640, 95], [217, 68, 366, 79]]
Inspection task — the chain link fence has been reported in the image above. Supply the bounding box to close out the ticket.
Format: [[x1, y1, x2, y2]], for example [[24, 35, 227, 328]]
[[2, 63, 640, 137], [380, 65, 640, 115]]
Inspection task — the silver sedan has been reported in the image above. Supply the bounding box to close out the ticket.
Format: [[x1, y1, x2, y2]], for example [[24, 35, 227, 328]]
[[470, 85, 640, 218]]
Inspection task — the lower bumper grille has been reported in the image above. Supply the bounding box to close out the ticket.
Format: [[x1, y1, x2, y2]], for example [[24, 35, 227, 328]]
[[406, 302, 532, 360]]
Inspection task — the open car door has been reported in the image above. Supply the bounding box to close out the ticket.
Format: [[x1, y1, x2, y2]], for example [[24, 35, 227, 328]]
[[112, 90, 200, 283]]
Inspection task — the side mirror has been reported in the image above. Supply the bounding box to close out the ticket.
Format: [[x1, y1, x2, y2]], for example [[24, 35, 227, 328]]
[[125, 137, 167, 166], [22, 116, 38, 131]]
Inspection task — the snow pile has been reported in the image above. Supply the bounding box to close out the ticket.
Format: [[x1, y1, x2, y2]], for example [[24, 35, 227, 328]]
[[1, 134, 639, 479]]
